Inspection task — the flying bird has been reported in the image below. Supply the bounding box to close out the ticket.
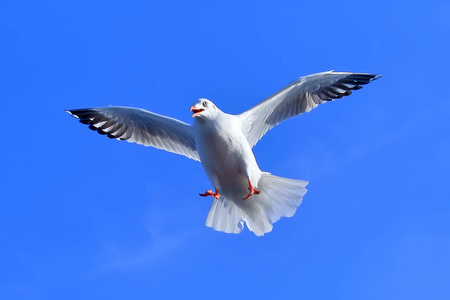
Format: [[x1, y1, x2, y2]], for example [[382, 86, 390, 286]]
[[67, 71, 380, 236]]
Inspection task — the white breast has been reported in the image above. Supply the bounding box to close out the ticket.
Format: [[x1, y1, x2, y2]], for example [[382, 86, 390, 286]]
[[194, 113, 262, 199]]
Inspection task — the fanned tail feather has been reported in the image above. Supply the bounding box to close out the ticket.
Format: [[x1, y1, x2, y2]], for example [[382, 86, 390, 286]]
[[205, 172, 308, 236]]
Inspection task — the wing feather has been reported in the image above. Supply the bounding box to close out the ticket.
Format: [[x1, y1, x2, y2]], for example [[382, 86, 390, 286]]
[[239, 71, 381, 147], [67, 106, 200, 161]]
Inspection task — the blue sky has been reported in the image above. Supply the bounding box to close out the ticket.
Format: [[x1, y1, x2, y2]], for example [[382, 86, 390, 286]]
[[2, 0, 450, 299]]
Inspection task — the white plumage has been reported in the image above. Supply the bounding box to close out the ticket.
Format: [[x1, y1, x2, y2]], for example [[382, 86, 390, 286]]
[[67, 71, 380, 236]]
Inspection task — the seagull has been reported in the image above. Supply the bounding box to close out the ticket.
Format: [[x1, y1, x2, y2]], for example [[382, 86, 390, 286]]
[[67, 70, 380, 236]]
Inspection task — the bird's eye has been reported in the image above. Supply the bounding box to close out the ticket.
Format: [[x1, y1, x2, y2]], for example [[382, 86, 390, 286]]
[[202, 101, 208, 107]]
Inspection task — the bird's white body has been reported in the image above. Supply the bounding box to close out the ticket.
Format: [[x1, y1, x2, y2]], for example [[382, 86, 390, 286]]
[[193, 107, 261, 201], [67, 71, 380, 236], [189, 98, 309, 235]]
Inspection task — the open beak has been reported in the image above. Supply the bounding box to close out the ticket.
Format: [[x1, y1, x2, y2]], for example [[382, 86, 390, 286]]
[[189, 106, 204, 118]]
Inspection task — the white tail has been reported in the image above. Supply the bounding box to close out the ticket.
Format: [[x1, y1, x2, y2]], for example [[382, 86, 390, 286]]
[[205, 172, 308, 236]]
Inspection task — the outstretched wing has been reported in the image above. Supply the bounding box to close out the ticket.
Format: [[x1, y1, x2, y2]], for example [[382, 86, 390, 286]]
[[66, 106, 200, 161], [239, 71, 381, 148]]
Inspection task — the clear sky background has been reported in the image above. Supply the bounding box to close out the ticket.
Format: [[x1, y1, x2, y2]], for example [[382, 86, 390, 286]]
[[2, 0, 449, 299]]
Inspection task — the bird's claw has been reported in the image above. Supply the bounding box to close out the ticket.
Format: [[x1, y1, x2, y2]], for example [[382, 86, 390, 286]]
[[243, 179, 260, 200], [199, 188, 220, 199]]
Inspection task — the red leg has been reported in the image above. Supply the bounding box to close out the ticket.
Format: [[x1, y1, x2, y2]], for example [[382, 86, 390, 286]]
[[199, 188, 220, 199], [243, 179, 260, 200]]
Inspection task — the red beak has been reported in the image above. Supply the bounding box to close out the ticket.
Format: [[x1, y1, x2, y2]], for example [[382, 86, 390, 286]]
[[190, 106, 204, 117]]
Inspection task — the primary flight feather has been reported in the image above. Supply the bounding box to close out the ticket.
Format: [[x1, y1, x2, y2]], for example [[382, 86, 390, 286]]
[[67, 70, 380, 236]]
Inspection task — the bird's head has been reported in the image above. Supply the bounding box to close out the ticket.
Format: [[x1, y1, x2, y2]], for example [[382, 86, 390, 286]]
[[189, 98, 218, 121]]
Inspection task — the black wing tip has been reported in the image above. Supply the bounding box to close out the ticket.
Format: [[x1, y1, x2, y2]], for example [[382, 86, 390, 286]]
[[340, 73, 382, 86], [65, 109, 77, 118], [65, 108, 95, 118], [362, 73, 382, 81], [351, 73, 382, 81], [318, 72, 380, 101], [66, 108, 128, 140], [66, 108, 97, 125]]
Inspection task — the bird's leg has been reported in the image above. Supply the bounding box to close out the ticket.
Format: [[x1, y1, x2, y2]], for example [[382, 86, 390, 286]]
[[243, 179, 260, 200], [199, 188, 220, 199]]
